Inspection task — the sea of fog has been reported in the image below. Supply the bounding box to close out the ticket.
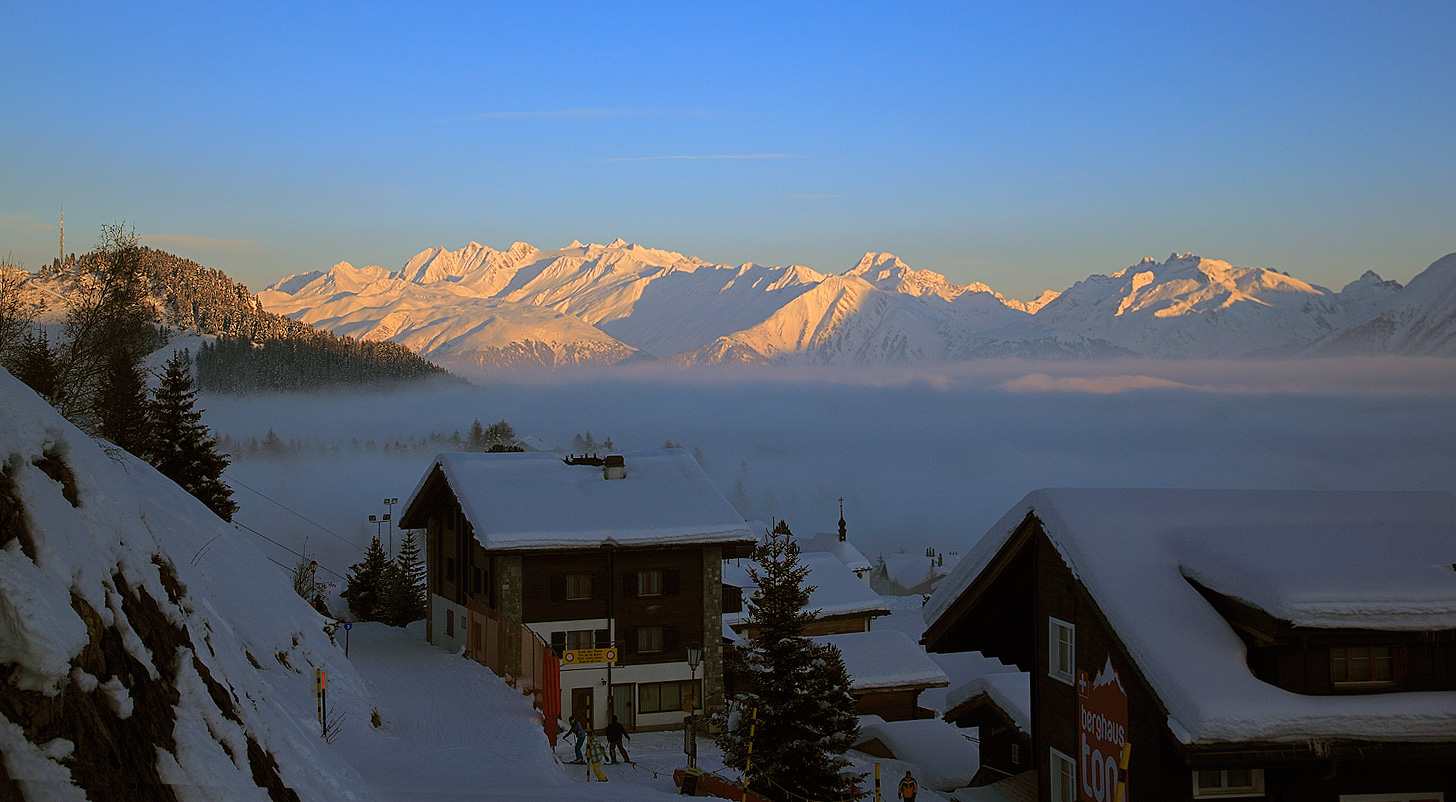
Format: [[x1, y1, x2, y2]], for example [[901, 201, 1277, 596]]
[[201, 358, 1456, 590]]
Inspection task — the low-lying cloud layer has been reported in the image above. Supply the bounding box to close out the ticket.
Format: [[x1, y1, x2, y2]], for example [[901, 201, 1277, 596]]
[[204, 359, 1456, 584]]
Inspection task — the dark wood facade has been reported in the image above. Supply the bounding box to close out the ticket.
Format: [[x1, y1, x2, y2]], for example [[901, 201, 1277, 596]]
[[926, 511, 1456, 802], [401, 457, 755, 732], [945, 695, 1033, 786]]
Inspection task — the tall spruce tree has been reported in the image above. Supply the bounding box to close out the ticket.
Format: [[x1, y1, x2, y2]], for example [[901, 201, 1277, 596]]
[[96, 349, 153, 455], [380, 529, 426, 626], [715, 521, 861, 801], [341, 537, 390, 621], [149, 350, 238, 520]]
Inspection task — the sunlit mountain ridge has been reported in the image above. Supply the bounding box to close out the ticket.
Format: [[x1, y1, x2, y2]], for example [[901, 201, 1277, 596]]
[[258, 241, 1456, 375]]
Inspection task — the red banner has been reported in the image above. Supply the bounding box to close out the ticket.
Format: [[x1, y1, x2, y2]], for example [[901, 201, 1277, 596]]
[[1078, 657, 1128, 802]]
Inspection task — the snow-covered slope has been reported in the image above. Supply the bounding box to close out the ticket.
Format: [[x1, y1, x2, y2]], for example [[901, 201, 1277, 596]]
[[0, 369, 572, 800], [1308, 253, 1456, 356], [1032, 253, 1348, 358], [0, 367, 365, 798], [261, 241, 1456, 369]]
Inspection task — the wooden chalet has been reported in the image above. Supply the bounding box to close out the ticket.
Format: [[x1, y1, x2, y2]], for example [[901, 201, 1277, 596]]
[[398, 449, 756, 732], [815, 629, 949, 721], [943, 672, 1034, 786], [923, 489, 1456, 802], [723, 551, 890, 638]]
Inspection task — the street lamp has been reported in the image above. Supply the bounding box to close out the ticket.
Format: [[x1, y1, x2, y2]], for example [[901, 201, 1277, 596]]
[[685, 641, 702, 769], [368, 514, 381, 543], [384, 498, 398, 555]]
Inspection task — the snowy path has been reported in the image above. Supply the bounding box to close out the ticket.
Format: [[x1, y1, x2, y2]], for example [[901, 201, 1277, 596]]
[[338, 622, 686, 800]]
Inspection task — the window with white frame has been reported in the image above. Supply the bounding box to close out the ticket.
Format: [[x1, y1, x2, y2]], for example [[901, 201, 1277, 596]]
[[1048, 617, 1075, 684], [1193, 768, 1265, 798], [1049, 747, 1076, 802]]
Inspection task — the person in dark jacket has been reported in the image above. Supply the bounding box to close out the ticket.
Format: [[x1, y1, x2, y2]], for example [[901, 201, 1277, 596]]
[[604, 714, 631, 764], [897, 770, 918, 801]]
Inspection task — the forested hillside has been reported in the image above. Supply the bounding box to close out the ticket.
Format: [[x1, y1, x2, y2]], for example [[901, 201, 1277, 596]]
[[45, 246, 453, 391]]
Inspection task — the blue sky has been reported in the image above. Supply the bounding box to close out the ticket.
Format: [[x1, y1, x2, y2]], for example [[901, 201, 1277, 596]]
[[3, 1, 1453, 299]]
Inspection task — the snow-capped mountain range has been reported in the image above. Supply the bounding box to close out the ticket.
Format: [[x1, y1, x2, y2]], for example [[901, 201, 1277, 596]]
[[258, 241, 1456, 374]]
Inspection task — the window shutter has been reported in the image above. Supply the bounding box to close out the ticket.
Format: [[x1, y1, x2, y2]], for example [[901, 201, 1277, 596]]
[[624, 629, 639, 655], [549, 575, 565, 602], [551, 631, 565, 654], [592, 574, 608, 600], [595, 629, 610, 649], [664, 570, 680, 596], [622, 572, 638, 598], [665, 626, 680, 653]]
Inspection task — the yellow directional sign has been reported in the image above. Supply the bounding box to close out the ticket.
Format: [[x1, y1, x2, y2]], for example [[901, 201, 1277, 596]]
[[562, 647, 618, 665]]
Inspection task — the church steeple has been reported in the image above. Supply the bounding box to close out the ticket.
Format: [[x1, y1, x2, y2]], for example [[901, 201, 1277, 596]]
[[838, 497, 846, 542]]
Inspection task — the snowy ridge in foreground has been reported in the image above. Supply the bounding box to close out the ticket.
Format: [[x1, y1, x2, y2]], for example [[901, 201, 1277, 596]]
[[0, 369, 569, 800]]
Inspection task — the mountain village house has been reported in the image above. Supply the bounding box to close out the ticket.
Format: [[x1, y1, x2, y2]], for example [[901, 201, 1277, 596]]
[[923, 489, 1456, 802], [399, 449, 755, 732]]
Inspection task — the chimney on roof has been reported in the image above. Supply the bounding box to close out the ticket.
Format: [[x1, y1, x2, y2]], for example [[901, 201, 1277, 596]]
[[603, 454, 626, 480]]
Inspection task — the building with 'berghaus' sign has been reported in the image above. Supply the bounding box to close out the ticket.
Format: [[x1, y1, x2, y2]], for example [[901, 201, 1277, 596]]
[[923, 489, 1456, 802]]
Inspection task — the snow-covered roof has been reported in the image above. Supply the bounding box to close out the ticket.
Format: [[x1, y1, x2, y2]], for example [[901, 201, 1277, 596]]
[[853, 717, 979, 790], [402, 449, 755, 551], [925, 488, 1456, 745], [795, 531, 872, 573], [724, 552, 890, 626], [816, 630, 950, 692], [875, 553, 947, 592], [944, 672, 1031, 735]]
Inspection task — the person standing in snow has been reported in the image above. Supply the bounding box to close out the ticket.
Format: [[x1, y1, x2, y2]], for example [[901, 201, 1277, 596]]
[[898, 770, 918, 802], [584, 728, 608, 782], [568, 716, 586, 763], [604, 714, 631, 764]]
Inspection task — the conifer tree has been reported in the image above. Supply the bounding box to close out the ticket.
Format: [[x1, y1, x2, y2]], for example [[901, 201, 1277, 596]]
[[715, 521, 861, 800], [382, 529, 427, 626], [341, 537, 390, 622], [149, 350, 238, 520], [96, 349, 153, 455], [467, 419, 487, 451]]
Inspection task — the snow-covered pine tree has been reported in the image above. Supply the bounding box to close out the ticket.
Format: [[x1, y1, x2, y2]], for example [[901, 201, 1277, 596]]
[[484, 419, 515, 451], [715, 521, 861, 801], [341, 537, 390, 622], [148, 350, 238, 521]]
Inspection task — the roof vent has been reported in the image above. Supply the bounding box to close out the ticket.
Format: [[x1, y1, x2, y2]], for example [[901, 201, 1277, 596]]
[[603, 454, 626, 480]]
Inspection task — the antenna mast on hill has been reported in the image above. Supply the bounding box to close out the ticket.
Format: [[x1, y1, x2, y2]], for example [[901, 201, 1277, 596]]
[[59, 206, 64, 266]]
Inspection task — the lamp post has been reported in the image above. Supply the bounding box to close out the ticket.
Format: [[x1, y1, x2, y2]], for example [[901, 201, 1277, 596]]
[[384, 498, 398, 555], [368, 514, 381, 543], [685, 640, 702, 769]]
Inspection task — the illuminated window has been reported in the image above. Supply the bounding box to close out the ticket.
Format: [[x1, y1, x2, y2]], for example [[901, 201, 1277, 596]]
[[1048, 617, 1075, 684], [1331, 646, 1395, 686], [1193, 768, 1264, 798]]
